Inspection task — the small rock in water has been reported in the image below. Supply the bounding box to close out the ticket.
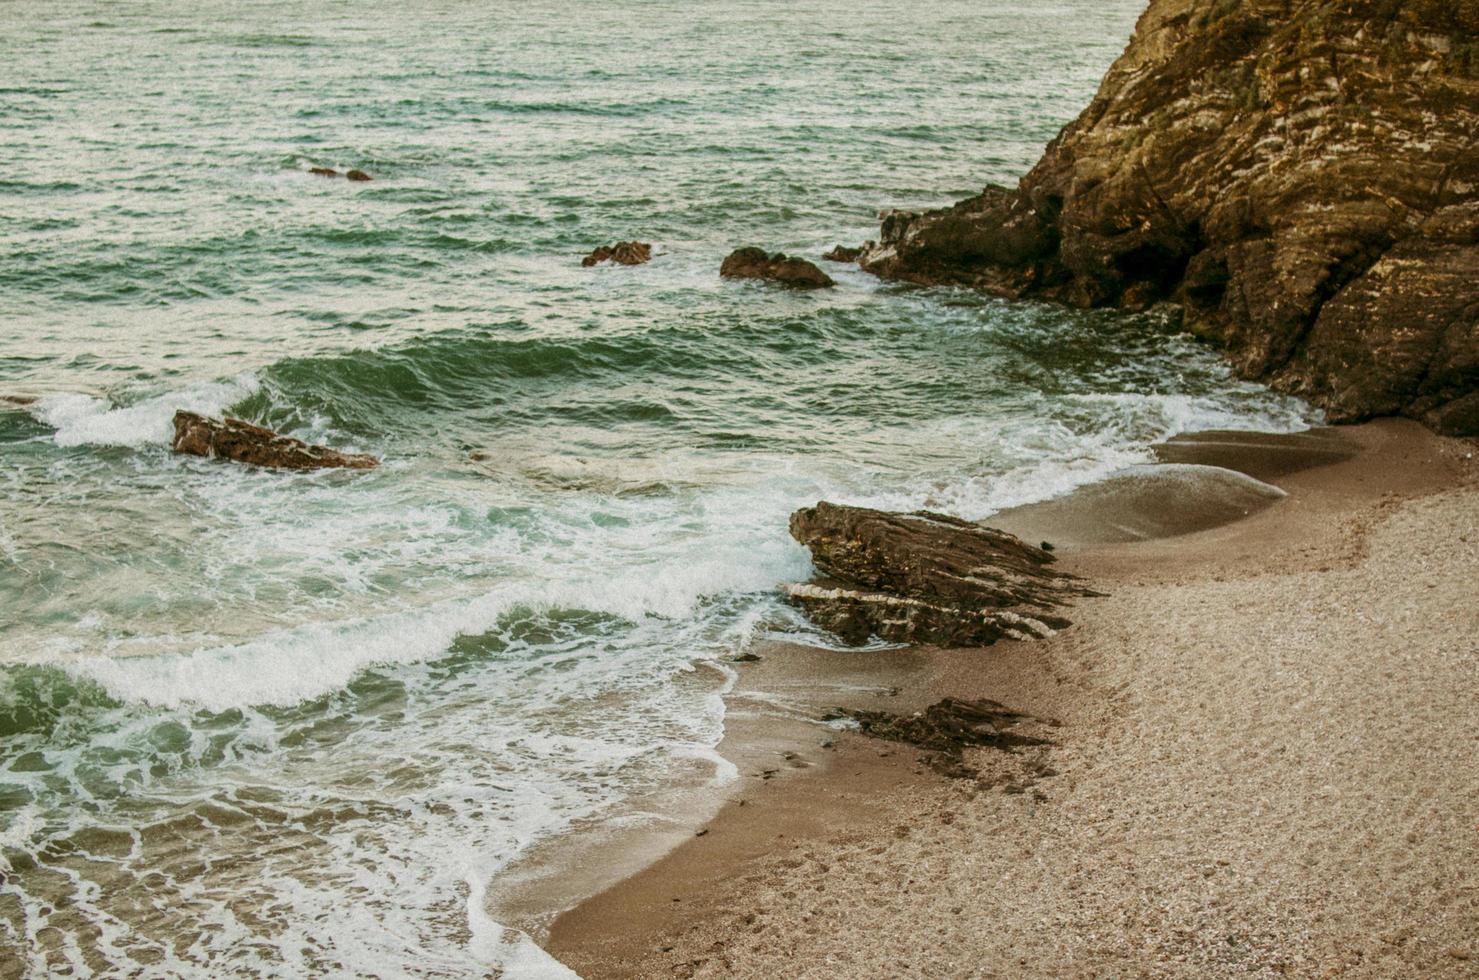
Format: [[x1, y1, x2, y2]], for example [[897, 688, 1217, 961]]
[[720, 247, 834, 288], [729, 652, 762, 663], [345, 169, 373, 181], [822, 245, 862, 263], [171, 410, 379, 471], [581, 241, 652, 266], [1, 394, 39, 406], [308, 167, 339, 177]]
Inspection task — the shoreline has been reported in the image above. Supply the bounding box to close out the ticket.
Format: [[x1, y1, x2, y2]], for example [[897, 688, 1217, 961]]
[[540, 418, 1478, 977]]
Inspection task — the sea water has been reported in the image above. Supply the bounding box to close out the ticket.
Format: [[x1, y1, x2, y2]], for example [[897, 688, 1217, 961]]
[[0, 1, 1314, 975]]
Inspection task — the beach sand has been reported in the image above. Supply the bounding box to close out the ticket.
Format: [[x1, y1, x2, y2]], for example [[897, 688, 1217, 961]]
[[543, 419, 1478, 979]]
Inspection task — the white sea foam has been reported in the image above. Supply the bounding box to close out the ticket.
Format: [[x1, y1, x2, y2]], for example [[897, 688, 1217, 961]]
[[32, 373, 260, 448], [874, 390, 1319, 520]]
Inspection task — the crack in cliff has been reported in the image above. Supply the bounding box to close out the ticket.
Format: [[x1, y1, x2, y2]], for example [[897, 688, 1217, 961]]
[[1272, 232, 1400, 381]]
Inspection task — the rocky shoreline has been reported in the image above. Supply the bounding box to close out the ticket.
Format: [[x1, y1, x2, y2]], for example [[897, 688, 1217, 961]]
[[848, 0, 1479, 435]]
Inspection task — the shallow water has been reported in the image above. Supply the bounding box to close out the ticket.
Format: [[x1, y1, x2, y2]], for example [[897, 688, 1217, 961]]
[[0, 1, 1314, 975]]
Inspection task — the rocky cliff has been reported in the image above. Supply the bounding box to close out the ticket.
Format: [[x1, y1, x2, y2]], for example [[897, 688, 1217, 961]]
[[858, 0, 1479, 434]]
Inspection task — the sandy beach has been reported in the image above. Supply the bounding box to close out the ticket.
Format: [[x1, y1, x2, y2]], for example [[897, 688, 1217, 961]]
[[544, 419, 1478, 978]]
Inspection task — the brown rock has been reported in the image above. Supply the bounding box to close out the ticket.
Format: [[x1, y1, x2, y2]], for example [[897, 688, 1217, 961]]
[[308, 167, 339, 177], [785, 501, 1099, 646], [856, 0, 1479, 434], [822, 245, 863, 263], [171, 411, 379, 471], [720, 247, 834, 288], [581, 241, 653, 267], [345, 169, 373, 182]]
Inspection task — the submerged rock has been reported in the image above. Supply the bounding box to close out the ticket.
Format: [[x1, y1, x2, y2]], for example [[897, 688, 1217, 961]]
[[855, 0, 1479, 434], [822, 245, 862, 263], [581, 241, 653, 267], [785, 501, 1098, 646], [987, 463, 1288, 548], [345, 169, 373, 182], [171, 411, 379, 471], [720, 247, 834, 288]]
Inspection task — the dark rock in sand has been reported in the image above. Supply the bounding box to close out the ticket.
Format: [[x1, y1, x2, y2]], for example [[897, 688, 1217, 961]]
[[855, 0, 1479, 434], [785, 501, 1099, 646], [171, 410, 379, 471], [832, 697, 1061, 778], [308, 167, 339, 177], [581, 241, 653, 267], [822, 245, 863, 263], [720, 247, 834, 288], [832, 698, 1053, 757], [345, 169, 373, 182]]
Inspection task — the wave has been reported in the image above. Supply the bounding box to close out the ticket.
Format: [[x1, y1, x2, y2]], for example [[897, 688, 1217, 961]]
[[29, 374, 260, 448]]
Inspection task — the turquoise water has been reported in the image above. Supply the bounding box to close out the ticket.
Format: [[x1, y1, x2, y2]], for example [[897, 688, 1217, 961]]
[[0, 1, 1314, 975]]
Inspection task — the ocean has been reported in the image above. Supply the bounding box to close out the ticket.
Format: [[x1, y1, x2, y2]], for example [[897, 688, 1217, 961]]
[[0, 1, 1315, 975]]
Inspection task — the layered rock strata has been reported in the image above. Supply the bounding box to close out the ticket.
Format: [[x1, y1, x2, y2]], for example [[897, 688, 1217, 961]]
[[857, 0, 1479, 434], [785, 502, 1098, 646]]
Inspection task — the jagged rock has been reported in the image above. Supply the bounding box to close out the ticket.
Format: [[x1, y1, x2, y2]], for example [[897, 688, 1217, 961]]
[[720, 247, 834, 288], [171, 411, 379, 471], [345, 169, 372, 182], [581, 241, 653, 267], [785, 501, 1098, 646], [822, 245, 863, 263], [856, 0, 1479, 434], [308, 167, 339, 177]]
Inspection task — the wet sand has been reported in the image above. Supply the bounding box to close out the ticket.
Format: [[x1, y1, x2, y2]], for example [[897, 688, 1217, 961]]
[[544, 419, 1478, 978]]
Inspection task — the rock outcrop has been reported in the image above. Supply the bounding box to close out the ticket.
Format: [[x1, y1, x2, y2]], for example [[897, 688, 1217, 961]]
[[785, 501, 1099, 646], [581, 241, 653, 267], [171, 411, 379, 470], [857, 0, 1479, 434], [822, 245, 863, 263], [720, 248, 835, 288]]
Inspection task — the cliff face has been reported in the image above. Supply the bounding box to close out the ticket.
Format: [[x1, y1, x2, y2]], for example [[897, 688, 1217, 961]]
[[859, 0, 1479, 434]]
